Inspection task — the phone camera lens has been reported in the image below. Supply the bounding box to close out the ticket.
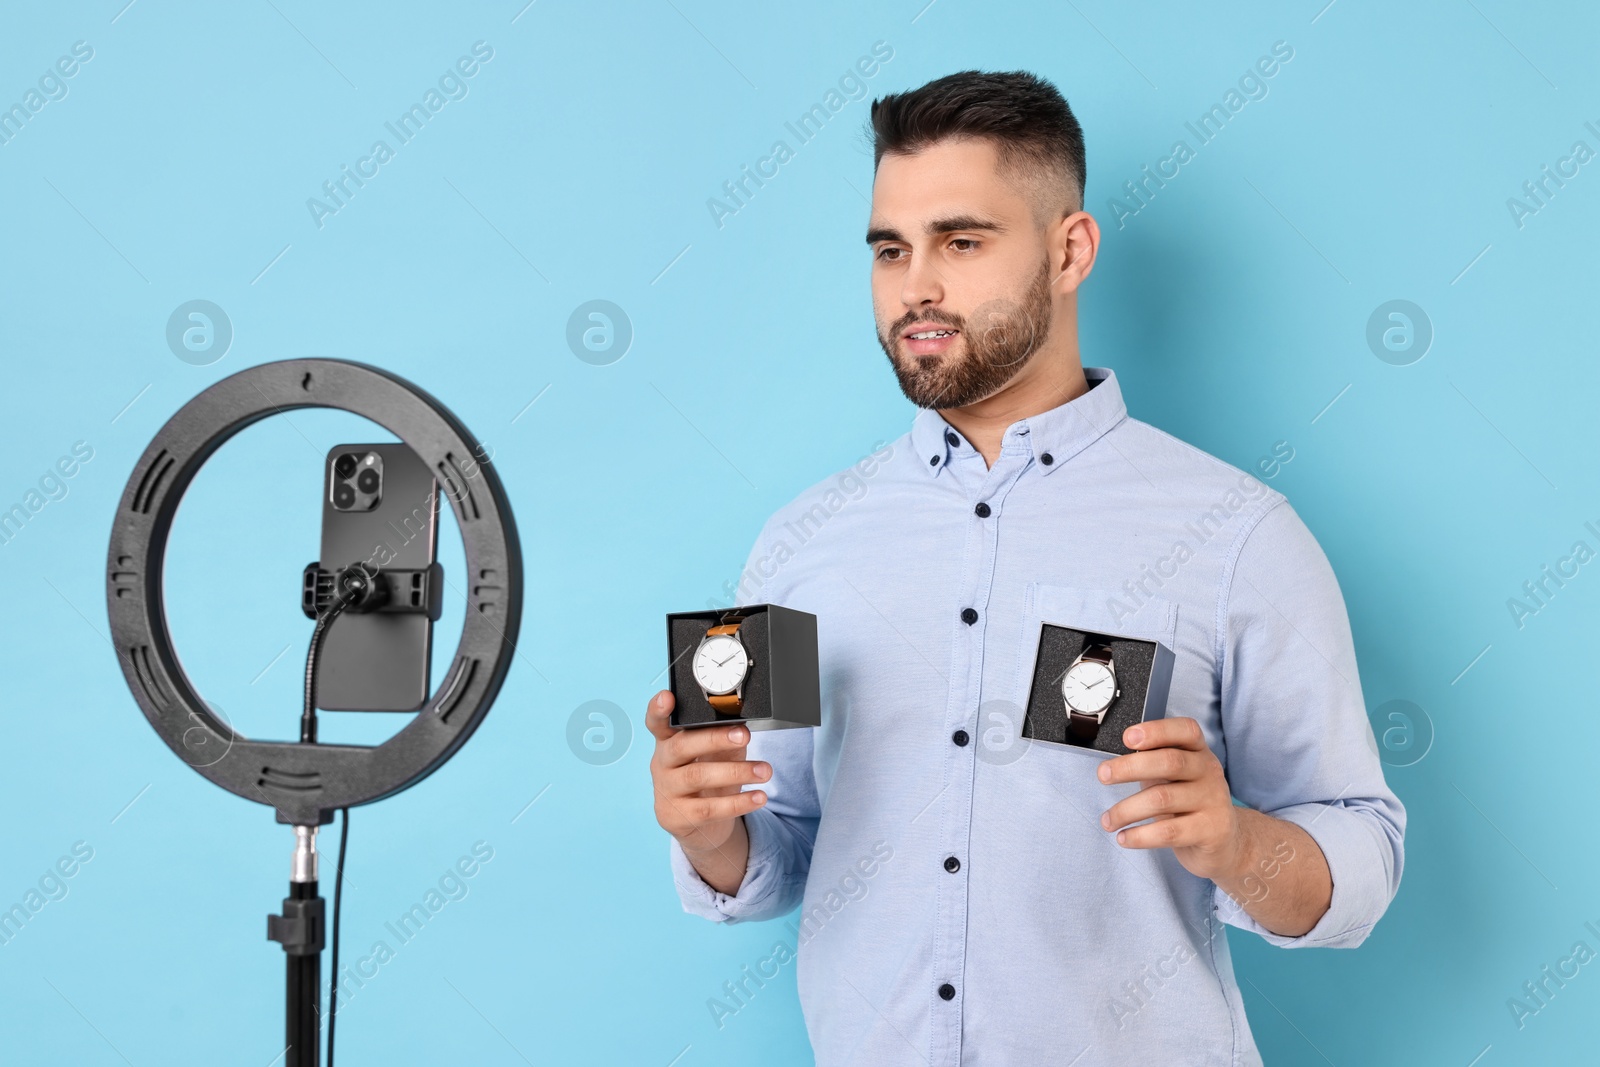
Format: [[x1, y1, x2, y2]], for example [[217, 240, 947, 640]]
[[334, 454, 359, 478], [356, 469, 380, 494], [333, 483, 356, 509]]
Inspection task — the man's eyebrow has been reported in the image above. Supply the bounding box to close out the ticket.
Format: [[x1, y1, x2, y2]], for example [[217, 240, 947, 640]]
[[864, 216, 1007, 245], [927, 214, 1006, 236]]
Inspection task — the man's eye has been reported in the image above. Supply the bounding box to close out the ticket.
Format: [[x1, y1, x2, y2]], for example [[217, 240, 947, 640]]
[[950, 238, 978, 251], [876, 247, 904, 262]]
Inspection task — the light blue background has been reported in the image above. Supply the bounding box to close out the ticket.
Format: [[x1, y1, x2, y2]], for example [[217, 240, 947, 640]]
[[1, 1, 1595, 1063]]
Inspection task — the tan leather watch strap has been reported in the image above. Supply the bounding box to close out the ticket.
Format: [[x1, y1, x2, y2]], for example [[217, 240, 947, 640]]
[[705, 623, 741, 637]]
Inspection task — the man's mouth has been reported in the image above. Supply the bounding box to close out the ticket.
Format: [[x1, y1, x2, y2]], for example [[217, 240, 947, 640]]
[[901, 325, 961, 356]]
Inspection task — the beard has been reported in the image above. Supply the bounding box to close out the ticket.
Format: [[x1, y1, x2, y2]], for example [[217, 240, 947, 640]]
[[877, 257, 1055, 410]]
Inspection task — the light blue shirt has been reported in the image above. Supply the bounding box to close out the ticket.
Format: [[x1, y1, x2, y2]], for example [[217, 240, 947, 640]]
[[670, 367, 1405, 1066]]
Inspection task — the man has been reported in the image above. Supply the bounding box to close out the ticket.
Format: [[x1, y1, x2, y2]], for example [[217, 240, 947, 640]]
[[647, 70, 1404, 1065]]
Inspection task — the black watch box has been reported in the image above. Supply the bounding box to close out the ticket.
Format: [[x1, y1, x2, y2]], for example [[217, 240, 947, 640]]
[[666, 604, 821, 730], [1021, 621, 1174, 756]]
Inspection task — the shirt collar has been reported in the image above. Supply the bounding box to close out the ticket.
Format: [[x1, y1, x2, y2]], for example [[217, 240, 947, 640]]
[[910, 366, 1127, 477]]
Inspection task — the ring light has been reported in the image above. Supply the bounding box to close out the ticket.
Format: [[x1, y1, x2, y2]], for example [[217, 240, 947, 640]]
[[104, 357, 523, 826]]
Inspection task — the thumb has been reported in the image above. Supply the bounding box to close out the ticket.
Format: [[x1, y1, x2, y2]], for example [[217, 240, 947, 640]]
[[643, 690, 678, 742]]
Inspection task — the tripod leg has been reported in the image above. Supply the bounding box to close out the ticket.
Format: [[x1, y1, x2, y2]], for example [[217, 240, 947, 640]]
[[268, 826, 325, 1067], [284, 882, 322, 1066]]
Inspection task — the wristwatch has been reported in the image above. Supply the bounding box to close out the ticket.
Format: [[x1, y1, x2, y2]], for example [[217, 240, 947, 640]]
[[692, 613, 753, 714], [1061, 640, 1119, 744]]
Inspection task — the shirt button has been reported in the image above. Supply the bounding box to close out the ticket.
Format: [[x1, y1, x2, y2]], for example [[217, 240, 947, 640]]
[[944, 856, 961, 873], [946, 431, 960, 447], [960, 607, 978, 625], [1040, 452, 1054, 466], [974, 502, 991, 518], [952, 729, 969, 746], [929, 455, 940, 466], [938, 983, 956, 1001]]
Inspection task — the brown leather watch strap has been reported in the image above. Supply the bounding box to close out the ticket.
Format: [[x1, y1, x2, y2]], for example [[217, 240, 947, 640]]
[[1080, 639, 1112, 665], [1062, 710, 1100, 742], [1068, 709, 1100, 743]]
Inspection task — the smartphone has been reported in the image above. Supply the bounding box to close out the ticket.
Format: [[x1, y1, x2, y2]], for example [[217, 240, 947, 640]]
[[315, 443, 440, 711]]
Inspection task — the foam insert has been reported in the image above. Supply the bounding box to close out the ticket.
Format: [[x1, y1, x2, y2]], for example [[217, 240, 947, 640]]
[[669, 609, 774, 727]]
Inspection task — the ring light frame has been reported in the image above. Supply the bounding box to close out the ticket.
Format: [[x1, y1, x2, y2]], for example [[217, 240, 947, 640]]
[[106, 358, 523, 827]]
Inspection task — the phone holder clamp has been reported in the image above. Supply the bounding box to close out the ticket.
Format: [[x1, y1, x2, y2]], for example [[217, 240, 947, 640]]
[[301, 560, 444, 620]]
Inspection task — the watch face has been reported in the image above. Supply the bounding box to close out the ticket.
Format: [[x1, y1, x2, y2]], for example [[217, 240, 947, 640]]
[[1061, 661, 1115, 714], [693, 634, 749, 696]]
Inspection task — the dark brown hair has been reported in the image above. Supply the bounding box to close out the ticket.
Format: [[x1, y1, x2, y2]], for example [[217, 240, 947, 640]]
[[868, 70, 1086, 218]]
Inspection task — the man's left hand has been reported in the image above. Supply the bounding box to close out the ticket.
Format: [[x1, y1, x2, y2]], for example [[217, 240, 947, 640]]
[[1097, 716, 1242, 882]]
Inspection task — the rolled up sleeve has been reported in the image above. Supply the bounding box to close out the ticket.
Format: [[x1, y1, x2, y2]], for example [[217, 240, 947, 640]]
[[669, 762, 817, 924], [1212, 498, 1406, 948]]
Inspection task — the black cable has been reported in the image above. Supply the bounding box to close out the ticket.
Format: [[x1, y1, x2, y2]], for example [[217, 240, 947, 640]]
[[301, 568, 366, 1065], [328, 806, 349, 1067], [301, 595, 353, 744]]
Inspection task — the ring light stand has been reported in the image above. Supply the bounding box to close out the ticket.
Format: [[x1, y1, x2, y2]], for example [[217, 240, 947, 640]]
[[105, 359, 523, 1066]]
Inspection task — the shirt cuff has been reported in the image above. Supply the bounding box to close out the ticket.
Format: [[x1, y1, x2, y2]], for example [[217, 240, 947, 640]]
[[669, 807, 796, 924], [1214, 801, 1394, 949]]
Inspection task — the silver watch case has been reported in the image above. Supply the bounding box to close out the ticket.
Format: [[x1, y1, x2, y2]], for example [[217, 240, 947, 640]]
[[1061, 649, 1119, 723], [693, 629, 752, 700]]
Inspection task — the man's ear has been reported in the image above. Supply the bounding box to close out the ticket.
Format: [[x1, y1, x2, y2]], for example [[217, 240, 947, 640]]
[[1049, 210, 1100, 294]]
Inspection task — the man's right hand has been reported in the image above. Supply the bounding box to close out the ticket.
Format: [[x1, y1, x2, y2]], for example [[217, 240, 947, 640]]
[[646, 689, 772, 895]]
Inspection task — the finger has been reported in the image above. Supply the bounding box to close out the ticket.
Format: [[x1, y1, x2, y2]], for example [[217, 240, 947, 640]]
[[1112, 812, 1211, 850], [657, 722, 751, 769], [1100, 781, 1211, 833], [1097, 746, 1202, 786], [644, 691, 678, 742], [656, 787, 768, 832], [1122, 717, 1206, 753], [666, 758, 772, 796]]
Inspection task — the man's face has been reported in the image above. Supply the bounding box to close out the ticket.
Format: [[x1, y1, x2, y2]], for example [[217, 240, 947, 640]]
[[867, 136, 1057, 410]]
